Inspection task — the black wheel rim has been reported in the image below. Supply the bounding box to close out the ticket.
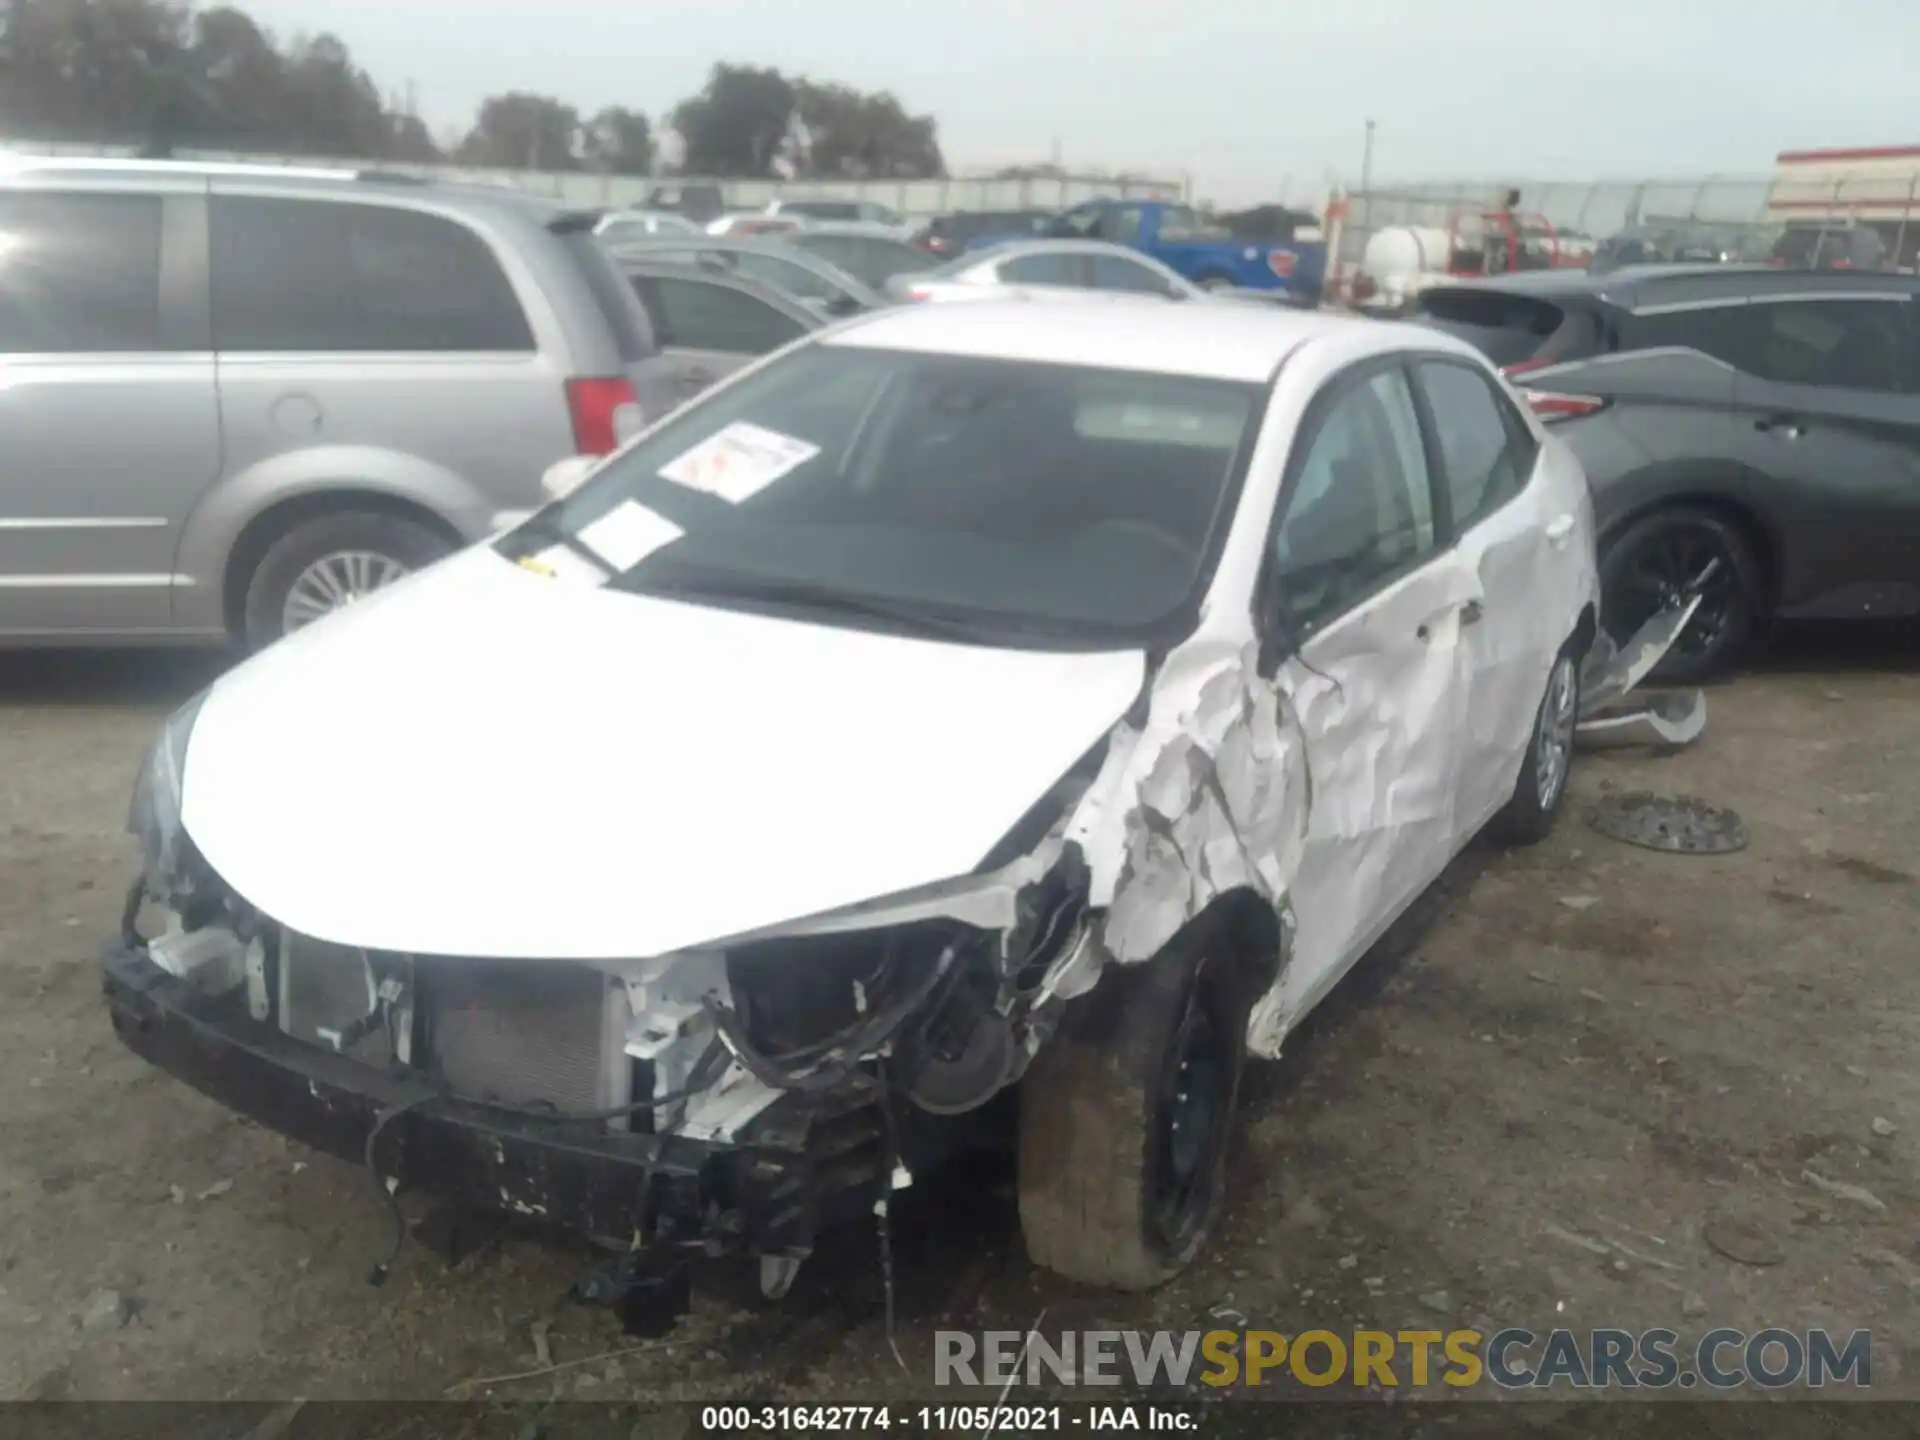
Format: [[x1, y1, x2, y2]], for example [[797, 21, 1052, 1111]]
[[1148, 967, 1231, 1252], [1604, 524, 1739, 659]]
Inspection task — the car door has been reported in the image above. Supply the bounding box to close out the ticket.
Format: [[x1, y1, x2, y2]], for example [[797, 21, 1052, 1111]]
[[0, 184, 221, 637], [1254, 358, 1479, 1021], [1721, 294, 1920, 616], [1410, 355, 1575, 836], [628, 273, 812, 406]]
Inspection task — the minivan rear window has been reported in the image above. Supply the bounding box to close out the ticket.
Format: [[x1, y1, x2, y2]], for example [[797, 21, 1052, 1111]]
[[1414, 289, 1591, 369], [211, 197, 535, 352], [556, 229, 657, 363]]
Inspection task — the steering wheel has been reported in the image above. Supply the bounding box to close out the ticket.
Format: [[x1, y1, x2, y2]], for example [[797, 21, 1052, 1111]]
[[1078, 517, 1198, 565]]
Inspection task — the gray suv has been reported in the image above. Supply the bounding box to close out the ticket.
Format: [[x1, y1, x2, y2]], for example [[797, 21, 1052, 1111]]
[[0, 159, 674, 647]]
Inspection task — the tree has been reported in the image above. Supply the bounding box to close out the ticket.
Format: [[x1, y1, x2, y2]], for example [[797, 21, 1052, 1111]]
[[274, 31, 389, 157], [581, 105, 651, 176], [187, 6, 282, 147], [671, 63, 794, 178], [791, 80, 942, 180], [457, 90, 581, 170], [0, 0, 195, 143]]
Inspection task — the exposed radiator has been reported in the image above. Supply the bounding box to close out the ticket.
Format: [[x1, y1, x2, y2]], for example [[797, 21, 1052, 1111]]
[[421, 958, 631, 1118]]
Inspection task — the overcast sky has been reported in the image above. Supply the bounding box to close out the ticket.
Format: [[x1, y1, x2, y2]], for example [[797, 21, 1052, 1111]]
[[235, 0, 1920, 205]]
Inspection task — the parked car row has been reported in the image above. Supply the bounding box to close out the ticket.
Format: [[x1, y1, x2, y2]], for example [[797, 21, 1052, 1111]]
[[1411, 264, 1920, 678], [0, 157, 674, 648]]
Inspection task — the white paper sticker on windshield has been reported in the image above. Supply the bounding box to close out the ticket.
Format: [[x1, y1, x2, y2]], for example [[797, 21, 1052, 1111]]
[[658, 422, 819, 503], [577, 500, 685, 571]]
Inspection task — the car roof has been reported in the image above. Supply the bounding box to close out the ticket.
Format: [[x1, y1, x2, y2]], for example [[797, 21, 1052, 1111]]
[[1427, 263, 1920, 311], [824, 294, 1364, 381], [0, 154, 567, 219]]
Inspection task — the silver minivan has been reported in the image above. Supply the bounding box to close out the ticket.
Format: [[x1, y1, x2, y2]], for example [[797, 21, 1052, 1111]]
[[0, 158, 675, 647]]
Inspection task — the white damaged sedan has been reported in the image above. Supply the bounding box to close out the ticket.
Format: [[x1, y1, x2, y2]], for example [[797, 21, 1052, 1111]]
[[106, 295, 1599, 1311]]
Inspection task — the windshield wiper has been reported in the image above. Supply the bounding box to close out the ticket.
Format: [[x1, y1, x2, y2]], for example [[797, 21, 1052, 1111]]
[[501, 514, 619, 578], [625, 572, 1008, 641]]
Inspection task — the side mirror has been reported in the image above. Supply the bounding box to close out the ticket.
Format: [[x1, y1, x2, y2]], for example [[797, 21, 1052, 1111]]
[[541, 455, 597, 502]]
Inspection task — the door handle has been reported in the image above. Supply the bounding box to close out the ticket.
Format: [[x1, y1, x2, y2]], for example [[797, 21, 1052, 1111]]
[[1460, 598, 1485, 625], [1755, 415, 1805, 440], [1544, 513, 1575, 549]]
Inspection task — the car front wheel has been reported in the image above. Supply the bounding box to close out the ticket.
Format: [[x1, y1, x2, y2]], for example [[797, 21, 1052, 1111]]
[[1016, 919, 1252, 1290]]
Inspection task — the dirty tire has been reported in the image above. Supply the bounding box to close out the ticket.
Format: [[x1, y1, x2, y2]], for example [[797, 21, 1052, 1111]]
[[240, 510, 451, 651], [1491, 643, 1581, 847], [1017, 923, 1251, 1290], [1599, 505, 1763, 684]]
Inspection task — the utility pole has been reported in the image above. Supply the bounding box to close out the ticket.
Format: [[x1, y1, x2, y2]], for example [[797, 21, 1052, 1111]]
[[1359, 118, 1377, 238]]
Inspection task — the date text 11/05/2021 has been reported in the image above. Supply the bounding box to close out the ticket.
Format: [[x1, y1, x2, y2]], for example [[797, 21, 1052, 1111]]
[[699, 1406, 1195, 1433]]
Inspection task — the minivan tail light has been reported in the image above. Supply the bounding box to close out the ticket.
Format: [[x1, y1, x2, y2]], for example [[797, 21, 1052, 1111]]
[[565, 377, 641, 455], [1501, 356, 1553, 377], [1523, 390, 1609, 423]]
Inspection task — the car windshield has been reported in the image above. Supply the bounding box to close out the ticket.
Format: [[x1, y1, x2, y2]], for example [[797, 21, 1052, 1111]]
[[507, 344, 1263, 646]]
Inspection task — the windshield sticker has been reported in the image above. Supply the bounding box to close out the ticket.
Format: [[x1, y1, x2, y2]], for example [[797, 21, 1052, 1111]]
[[658, 422, 820, 503], [577, 499, 686, 571]]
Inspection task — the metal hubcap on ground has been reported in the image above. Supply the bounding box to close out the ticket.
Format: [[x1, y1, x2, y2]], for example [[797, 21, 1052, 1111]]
[[1152, 968, 1229, 1249], [1536, 657, 1578, 810], [1608, 527, 1737, 658], [283, 551, 411, 632]]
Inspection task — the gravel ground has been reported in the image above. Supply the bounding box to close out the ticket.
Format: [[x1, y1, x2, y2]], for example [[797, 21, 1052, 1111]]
[[1, 625, 1915, 1409]]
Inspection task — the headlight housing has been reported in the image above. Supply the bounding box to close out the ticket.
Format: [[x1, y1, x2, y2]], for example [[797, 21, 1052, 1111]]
[[128, 688, 209, 897]]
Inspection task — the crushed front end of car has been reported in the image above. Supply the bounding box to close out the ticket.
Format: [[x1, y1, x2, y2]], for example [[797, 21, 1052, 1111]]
[[104, 689, 1113, 1329]]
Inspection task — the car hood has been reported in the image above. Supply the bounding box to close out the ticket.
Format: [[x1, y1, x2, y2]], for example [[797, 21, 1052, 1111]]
[[180, 547, 1147, 961]]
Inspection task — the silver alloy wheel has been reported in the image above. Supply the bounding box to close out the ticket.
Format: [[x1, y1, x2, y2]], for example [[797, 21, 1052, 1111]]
[[282, 550, 411, 632], [1535, 656, 1579, 809]]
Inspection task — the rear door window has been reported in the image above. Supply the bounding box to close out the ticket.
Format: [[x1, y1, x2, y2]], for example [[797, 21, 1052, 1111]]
[[1733, 299, 1914, 392], [1618, 303, 1749, 366], [211, 196, 534, 352], [639, 275, 807, 356], [1091, 254, 1175, 295], [0, 191, 164, 353], [1413, 360, 1530, 531], [1001, 252, 1086, 287]]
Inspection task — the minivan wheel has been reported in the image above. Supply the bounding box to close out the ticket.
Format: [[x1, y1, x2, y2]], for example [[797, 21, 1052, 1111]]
[[1599, 506, 1762, 683], [1016, 921, 1251, 1290], [1491, 646, 1581, 847], [241, 511, 453, 649]]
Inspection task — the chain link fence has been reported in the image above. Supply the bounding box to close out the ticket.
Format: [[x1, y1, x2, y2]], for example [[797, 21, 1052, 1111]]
[[0, 139, 1186, 219], [1326, 173, 1920, 301]]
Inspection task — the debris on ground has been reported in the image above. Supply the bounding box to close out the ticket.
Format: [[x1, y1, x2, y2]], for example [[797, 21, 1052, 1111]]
[[1587, 792, 1750, 855], [530, 1319, 553, 1369], [1702, 1210, 1786, 1267], [1801, 1170, 1888, 1213], [78, 1289, 130, 1333], [1417, 1290, 1453, 1314], [1872, 1117, 1897, 1138], [1542, 1222, 1611, 1257], [195, 1179, 234, 1201], [1558, 895, 1600, 911]]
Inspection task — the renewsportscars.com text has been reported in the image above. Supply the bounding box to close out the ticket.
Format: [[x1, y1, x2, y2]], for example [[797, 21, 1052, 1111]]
[[935, 1327, 1873, 1390]]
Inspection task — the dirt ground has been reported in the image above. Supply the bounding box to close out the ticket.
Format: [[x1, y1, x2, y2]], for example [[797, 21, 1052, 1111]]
[[1, 623, 1916, 1409]]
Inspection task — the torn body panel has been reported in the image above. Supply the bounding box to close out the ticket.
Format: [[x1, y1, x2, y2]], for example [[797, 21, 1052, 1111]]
[[1576, 595, 1708, 753]]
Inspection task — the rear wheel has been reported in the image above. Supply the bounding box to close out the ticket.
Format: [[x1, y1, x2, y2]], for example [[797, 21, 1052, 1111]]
[[240, 510, 453, 650], [1599, 505, 1762, 683], [1016, 920, 1252, 1290]]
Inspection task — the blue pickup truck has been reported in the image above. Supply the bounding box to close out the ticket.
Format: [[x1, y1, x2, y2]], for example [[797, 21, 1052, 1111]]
[[968, 198, 1327, 305]]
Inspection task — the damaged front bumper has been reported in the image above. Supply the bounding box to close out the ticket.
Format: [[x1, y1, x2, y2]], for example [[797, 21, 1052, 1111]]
[[100, 945, 894, 1262]]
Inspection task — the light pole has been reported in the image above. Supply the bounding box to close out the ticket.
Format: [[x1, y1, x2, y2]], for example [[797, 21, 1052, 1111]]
[[1359, 118, 1376, 231]]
